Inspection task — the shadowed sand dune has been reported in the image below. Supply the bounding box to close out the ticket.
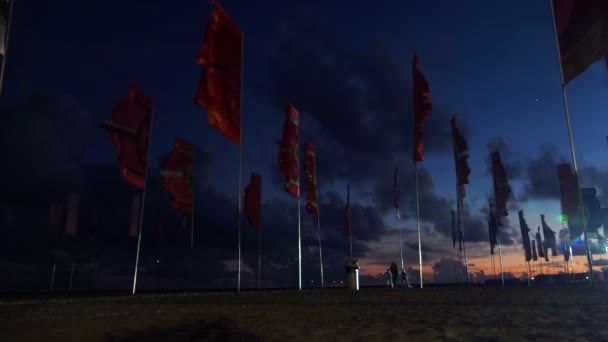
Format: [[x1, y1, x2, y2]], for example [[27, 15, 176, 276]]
[[1, 286, 607, 341]]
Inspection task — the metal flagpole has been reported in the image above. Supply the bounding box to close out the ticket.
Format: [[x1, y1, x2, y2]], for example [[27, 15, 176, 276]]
[[0, 0, 15, 96], [258, 229, 262, 290], [457, 186, 470, 286], [316, 212, 324, 289], [49, 255, 57, 293], [297, 195, 302, 290], [68, 262, 75, 292], [549, 0, 594, 287], [132, 101, 156, 295], [498, 239, 505, 286], [414, 162, 423, 288], [397, 208, 404, 272], [237, 31, 244, 294]]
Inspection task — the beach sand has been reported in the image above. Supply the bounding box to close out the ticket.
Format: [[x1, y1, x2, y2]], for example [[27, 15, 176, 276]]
[[1, 286, 607, 341]]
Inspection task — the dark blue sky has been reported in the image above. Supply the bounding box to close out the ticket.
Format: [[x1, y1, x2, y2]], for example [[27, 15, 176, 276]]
[[1, 0, 607, 291]]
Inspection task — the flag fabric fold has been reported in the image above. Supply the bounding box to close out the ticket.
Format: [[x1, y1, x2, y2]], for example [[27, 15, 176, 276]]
[[304, 142, 319, 215], [541, 214, 559, 257], [552, 0, 608, 85], [195, 3, 242, 145], [244, 172, 262, 229], [103, 84, 154, 189], [278, 103, 300, 197], [491, 151, 511, 218], [451, 115, 471, 189], [160, 138, 194, 215], [518, 210, 532, 262], [532, 239, 538, 261], [412, 53, 432, 163], [536, 227, 546, 259], [345, 185, 351, 236], [488, 200, 498, 255]]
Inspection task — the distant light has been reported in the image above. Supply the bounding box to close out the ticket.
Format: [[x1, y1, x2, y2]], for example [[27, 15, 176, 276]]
[[531, 277, 535, 280], [156, 259, 160, 263], [333, 281, 336, 284], [340, 281, 343, 284], [559, 214, 568, 223], [535, 98, 539, 102], [310, 280, 314, 283], [586, 276, 589, 280]]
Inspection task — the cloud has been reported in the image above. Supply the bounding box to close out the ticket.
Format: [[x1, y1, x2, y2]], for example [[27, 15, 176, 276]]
[[518, 144, 568, 201]]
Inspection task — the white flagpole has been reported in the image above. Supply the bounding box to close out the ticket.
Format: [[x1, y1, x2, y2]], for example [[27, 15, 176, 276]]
[[297, 195, 302, 290], [316, 212, 324, 289], [236, 31, 244, 294], [457, 187, 470, 286], [498, 239, 505, 286], [397, 208, 404, 272], [132, 105, 155, 295], [414, 162, 423, 288], [549, 0, 594, 287], [0, 0, 15, 96]]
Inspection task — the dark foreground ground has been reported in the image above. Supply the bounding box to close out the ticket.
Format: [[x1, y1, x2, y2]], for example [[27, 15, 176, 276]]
[[1, 286, 607, 341]]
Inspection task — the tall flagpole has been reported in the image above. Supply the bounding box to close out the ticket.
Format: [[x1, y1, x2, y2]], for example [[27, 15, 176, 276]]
[[549, 0, 594, 286], [297, 195, 302, 290], [397, 208, 404, 271], [49, 255, 57, 293], [0, 0, 15, 96], [414, 162, 423, 288], [498, 239, 505, 287], [132, 103, 156, 295], [316, 212, 324, 289], [237, 31, 244, 293], [457, 187, 470, 286], [258, 229, 262, 289]]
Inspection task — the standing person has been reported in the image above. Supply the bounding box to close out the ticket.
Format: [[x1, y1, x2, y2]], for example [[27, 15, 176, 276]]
[[401, 269, 412, 288], [385, 269, 393, 288], [390, 262, 399, 288]]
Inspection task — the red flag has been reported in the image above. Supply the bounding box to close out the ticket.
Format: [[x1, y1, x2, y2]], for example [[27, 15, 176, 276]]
[[278, 103, 300, 197], [557, 163, 581, 237], [160, 138, 194, 215], [451, 115, 471, 191], [304, 141, 319, 216], [128, 194, 141, 238], [64, 193, 80, 236], [195, 3, 242, 145], [491, 151, 511, 217], [103, 84, 154, 189], [393, 166, 399, 209], [552, 0, 608, 85], [48, 201, 63, 240], [345, 185, 351, 236], [412, 53, 432, 163], [244, 172, 262, 229]]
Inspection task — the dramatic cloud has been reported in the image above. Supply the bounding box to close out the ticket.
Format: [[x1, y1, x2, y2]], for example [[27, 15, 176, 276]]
[[518, 144, 568, 201]]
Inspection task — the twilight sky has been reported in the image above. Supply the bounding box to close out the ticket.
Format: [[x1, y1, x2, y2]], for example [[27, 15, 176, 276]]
[[1, 0, 608, 292]]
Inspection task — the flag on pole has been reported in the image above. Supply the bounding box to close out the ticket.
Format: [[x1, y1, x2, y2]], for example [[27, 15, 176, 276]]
[[103, 84, 154, 189], [412, 53, 432, 163], [532, 239, 538, 261], [541, 214, 559, 256], [536, 227, 546, 259], [552, 0, 608, 85], [394, 166, 399, 209], [557, 163, 581, 239], [244, 172, 262, 229], [64, 193, 80, 236], [48, 201, 63, 240], [491, 151, 511, 218], [128, 194, 141, 238], [160, 138, 194, 215], [345, 185, 351, 236], [304, 141, 319, 215], [0, 0, 11, 56], [278, 103, 300, 197], [195, 2, 242, 145], [518, 210, 532, 262], [488, 201, 498, 255], [451, 115, 471, 193]]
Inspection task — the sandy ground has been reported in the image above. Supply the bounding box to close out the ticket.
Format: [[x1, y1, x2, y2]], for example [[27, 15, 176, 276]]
[[1, 286, 607, 341]]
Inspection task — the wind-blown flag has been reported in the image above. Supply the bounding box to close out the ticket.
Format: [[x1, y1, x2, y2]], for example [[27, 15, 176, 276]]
[[491, 151, 511, 218], [518, 210, 532, 262], [394, 166, 399, 209], [541, 214, 559, 257], [557, 163, 581, 238], [552, 0, 608, 85], [244, 172, 262, 229], [0, 0, 11, 56], [48, 201, 63, 240], [64, 193, 80, 236], [536, 227, 546, 259], [488, 200, 498, 255], [345, 185, 351, 236], [128, 194, 141, 238], [304, 142, 319, 216], [532, 239, 538, 261], [451, 115, 471, 192], [412, 53, 432, 163], [278, 103, 299, 197], [103, 84, 154, 189], [195, 3, 242, 145], [160, 139, 194, 215]]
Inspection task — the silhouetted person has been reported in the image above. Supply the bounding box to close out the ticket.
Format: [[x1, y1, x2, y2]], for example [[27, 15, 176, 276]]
[[385, 269, 393, 288], [401, 269, 412, 288], [390, 262, 399, 288]]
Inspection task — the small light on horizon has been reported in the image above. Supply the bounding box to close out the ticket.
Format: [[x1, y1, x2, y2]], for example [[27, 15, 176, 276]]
[[156, 259, 160, 263]]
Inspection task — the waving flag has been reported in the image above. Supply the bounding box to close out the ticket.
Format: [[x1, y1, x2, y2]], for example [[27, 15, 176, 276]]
[[304, 141, 319, 215], [518, 210, 532, 262], [160, 139, 194, 215], [278, 103, 300, 197], [103, 84, 154, 189], [491, 151, 511, 218], [244, 172, 262, 229], [195, 2, 242, 145], [451, 115, 471, 195], [412, 53, 432, 163], [541, 214, 559, 257]]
